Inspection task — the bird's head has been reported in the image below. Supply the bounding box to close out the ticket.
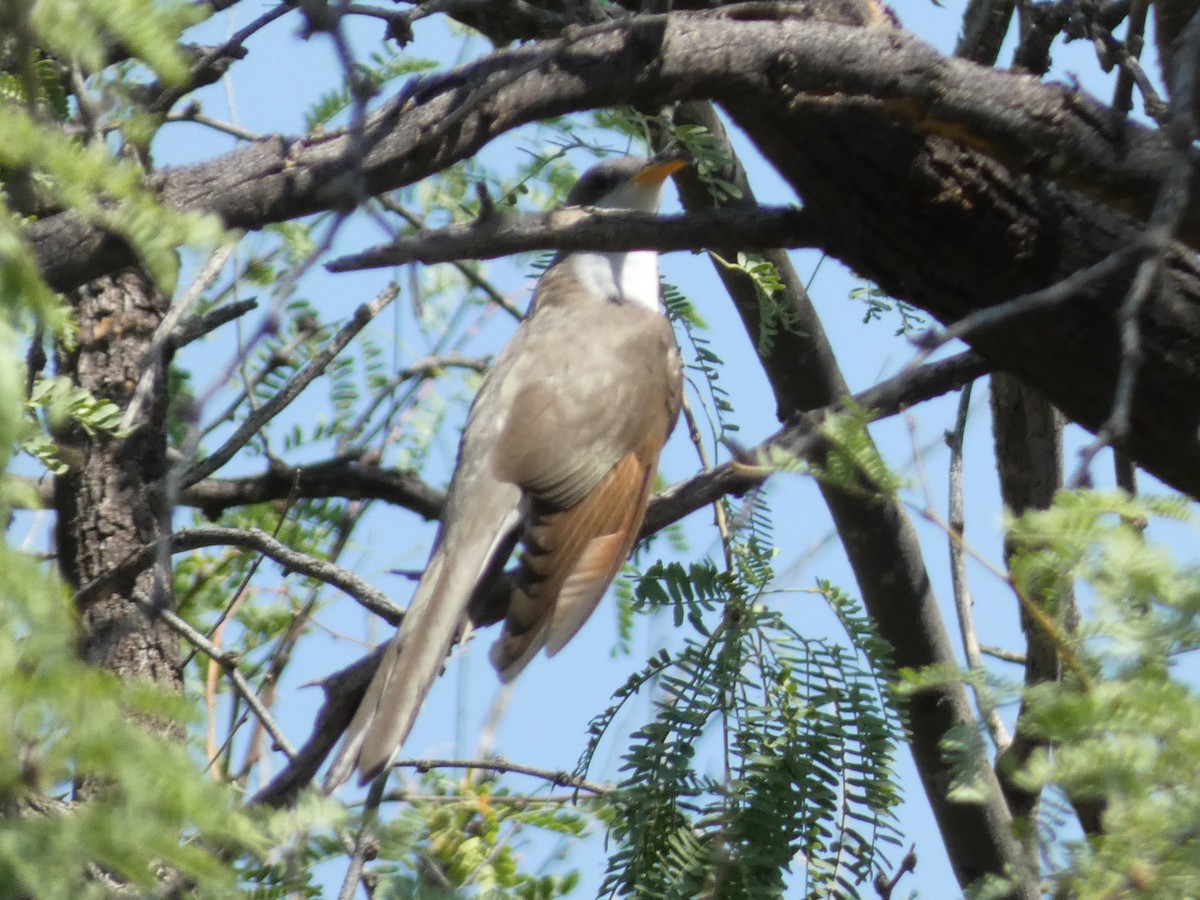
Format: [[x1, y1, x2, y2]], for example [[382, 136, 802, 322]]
[[566, 155, 688, 213]]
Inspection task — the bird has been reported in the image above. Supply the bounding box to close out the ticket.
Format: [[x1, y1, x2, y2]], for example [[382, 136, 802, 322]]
[[325, 155, 686, 789]]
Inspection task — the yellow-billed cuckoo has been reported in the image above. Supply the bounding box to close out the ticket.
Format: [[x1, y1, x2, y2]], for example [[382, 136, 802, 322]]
[[325, 157, 685, 789]]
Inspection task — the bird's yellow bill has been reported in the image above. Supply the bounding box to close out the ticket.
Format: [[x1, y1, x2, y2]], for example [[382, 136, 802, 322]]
[[633, 158, 688, 185]]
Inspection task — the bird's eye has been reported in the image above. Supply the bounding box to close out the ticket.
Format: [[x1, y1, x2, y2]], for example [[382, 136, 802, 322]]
[[583, 174, 614, 200]]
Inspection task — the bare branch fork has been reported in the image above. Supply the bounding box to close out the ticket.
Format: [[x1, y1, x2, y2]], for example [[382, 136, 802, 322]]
[[128, 587, 298, 761]]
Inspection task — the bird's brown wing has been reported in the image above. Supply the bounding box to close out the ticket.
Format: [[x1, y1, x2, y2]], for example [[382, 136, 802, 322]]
[[489, 442, 661, 680], [488, 301, 680, 680]]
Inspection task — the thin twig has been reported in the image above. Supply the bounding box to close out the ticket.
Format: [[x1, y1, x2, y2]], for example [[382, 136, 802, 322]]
[[1069, 5, 1200, 486], [874, 844, 917, 899], [380, 790, 596, 806], [164, 105, 263, 142], [375, 194, 523, 319], [132, 589, 298, 759], [908, 500, 1092, 691], [74, 525, 404, 624], [204, 589, 249, 777], [946, 383, 1011, 751], [338, 773, 386, 900], [914, 240, 1145, 356], [122, 243, 235, 432], [183, 473, 302, 670], [149, 2, 294, 113], [981, 644, 1026, 665], [680, 393, 734, 570], [1112, 0, 1150, 116], [393, 757, 615, 796], [185, 282, 400, 485], [339, 352, 489, 448], [239, 499, 367, 785], [197, 319, 322, 442]]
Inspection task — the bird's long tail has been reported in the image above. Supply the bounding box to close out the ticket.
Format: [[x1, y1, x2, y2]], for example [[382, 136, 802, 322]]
[[324, 510, 519, 789]]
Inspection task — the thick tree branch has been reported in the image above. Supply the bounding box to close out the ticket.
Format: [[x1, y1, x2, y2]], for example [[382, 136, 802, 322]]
[[19, 456, 447, 521], [664, 103, 1030, 890], [326, 205, 816, 271], [186, 457, 445, 519], [29, 11, 1193, 291]]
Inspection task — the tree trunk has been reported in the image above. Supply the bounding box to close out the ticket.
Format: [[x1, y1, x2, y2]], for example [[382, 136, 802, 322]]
[[54, 270, 181, 690]]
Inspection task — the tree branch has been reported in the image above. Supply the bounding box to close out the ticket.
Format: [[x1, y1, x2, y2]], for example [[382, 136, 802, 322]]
[[134, 591, 299, 760], [28, 10, 1195, 291], [74, 525, 405, 625], [326, 205, 816, 271], [25, 8, 1200, 497], [184, 282, 400, 486], [184, 456, 446, 520], [250, 645, 385, 808], [946, 382, 1012, 753]]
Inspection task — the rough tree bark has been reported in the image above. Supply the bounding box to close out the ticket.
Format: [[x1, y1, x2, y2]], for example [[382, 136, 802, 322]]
[[989, 375, 1070, 829], [54, 270, 181, 692]]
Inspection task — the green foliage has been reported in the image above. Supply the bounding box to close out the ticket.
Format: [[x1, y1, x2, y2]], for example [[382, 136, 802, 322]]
[[17, 3, 1200, 897], [0, 99, 224, 294], [0, 553, 263, 897], [0, 4, 288, 896], [579, 553, 903, 897], [757, 403, 905, 499], [30, 0, 200, 83], [904, 491, 1200, 896], [849, 283, 925, 336], [666, 122, 743, 203], [1, 1, 224, 300], [812, 403, 906, 496], [1003, 492, 1200, 896], [363, 770, 588, 899], [664, 280, 735, 446], [237, 792, 352, 898], [22, 375, 128, 475], [712, 251, 803, 357], [0, 56, 69, 120]]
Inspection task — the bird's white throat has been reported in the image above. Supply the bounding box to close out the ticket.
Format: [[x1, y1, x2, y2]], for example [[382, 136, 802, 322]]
[[567, 249, 661, 312]]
